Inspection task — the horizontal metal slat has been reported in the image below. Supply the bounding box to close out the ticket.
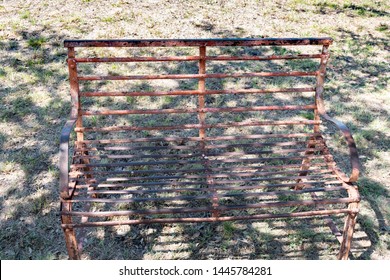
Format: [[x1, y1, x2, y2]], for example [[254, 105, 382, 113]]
[[64, 37, 333, 48], [74, 54, 322, 63], [74, 140, 316, 152], [61, 209, 354, 229], [73, 168, 334, 184], [75, 56, 200, 62], [81, 87, 315, 97], [69, 162, 332, 178], [74, 175, 339, 190], [66, 191, 350, 205], [81, 105, 317, 116], [78, 122, 319, 136], [78, 71, 318, 81], [75, 133, 322, 145], [73, 147, 323, 161], [70, 154, 326, 169]]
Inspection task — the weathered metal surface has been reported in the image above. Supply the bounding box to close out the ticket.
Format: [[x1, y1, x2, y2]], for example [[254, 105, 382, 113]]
[[78, 71, 318, 81], [81, 87, 315, 97], [315, 46, 360, 182], [59, 118, 77, 199], [74, 119, 319, 133], [74, 54, 322, 63], [64, 37, 333, 48], [81, 105, 316, 116], [60, 37, 360, 260], [61, 209, 357, 229]]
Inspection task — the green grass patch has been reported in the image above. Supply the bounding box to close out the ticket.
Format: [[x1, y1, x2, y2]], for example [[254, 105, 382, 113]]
[[300, 111, 314, 120], [376, 23, 388, 32], [102, 16, 115, 23], [0, 160, 17, 173], [358, 177, 388, 198], [0, 68, 6, 77], [1, 96, 34, 121], [353, 110, 374, 123], [126, 96, 137, 105], [27, 37, 47, 49], [222, 221, 236, 239], [20, 10, 31, 20]]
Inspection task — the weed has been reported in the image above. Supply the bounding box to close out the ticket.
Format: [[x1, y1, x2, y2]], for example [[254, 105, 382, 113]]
[[376, 24, 389, 32], [278, 193, 299, 202], [32, 195, 48, 214], [358, 177, 388, 198], [27, 37, 46, 49], [20, 10, 31, 20], [358, 214, 377, 233], [233, 114, 243, 122], [163, 96, 174, 104], [353, 110, 374, 123], [126, 96, 136, 105], [0, 160, 17, 173], [89, 115, 98, 127], [102, 16, 115, 23], [300, 111, 314, 120], [222, 221, 236, 239]]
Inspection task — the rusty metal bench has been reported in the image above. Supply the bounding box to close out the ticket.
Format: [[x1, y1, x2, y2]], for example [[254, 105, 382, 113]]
[[59, 38, 360, 260]]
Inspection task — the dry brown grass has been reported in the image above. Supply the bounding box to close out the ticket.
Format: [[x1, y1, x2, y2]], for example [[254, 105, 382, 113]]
[[0, 0, 389, 259]]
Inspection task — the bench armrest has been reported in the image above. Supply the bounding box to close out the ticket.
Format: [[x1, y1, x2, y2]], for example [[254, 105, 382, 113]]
[[319, 112, 360, 183], [59, 118, 77, 199]]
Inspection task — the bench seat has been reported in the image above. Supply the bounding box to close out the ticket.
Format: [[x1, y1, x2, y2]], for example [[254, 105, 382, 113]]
[[64, 133, 358, 227]]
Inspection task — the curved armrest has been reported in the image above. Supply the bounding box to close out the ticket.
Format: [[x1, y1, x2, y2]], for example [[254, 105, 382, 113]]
[[59, 118, 77, 199], [315, 46, 359, 183], [319, 112, 360, 183]]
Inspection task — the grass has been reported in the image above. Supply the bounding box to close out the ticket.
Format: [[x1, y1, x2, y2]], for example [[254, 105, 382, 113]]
[[376, 23, 389, 32], [222, 221, 236, 239], [27, 37, 47, 49], [0, 0, 389, 260]]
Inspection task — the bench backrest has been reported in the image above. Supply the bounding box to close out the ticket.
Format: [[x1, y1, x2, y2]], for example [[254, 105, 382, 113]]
[[64, 38, 332, 144]]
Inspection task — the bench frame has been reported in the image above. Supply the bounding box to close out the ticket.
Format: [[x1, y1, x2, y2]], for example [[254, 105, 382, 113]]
[[60, 38, 360, 260]]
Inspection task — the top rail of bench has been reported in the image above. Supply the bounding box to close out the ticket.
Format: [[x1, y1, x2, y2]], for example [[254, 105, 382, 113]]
[[64, 37, 333, 48]]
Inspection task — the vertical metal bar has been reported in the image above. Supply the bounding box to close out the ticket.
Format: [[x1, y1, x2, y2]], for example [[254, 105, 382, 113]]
[[67, 48, 95, 255], [297, 44, 330, 188], [63, 48, 82, 260], [314, 109, 320, 133], [198, 46, 206, 141], [61, 202, 80, 259], [338, 211, 357, 260], [315, 45, 330, 117], [67, 48, 83, 141], [67, 48, 93, 174], [295, 45, 329, 189], [198, 46, 219, 217], [314, 45, 330, 134]]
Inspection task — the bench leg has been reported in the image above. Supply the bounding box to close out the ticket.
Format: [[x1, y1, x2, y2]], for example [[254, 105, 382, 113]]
[[63, 227, 80, 260], [338, 212, 357, 260], [61, 202, 81, 260]]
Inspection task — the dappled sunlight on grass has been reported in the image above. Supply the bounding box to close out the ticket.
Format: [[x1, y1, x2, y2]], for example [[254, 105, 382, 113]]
[[0, 0, 389, 259]]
